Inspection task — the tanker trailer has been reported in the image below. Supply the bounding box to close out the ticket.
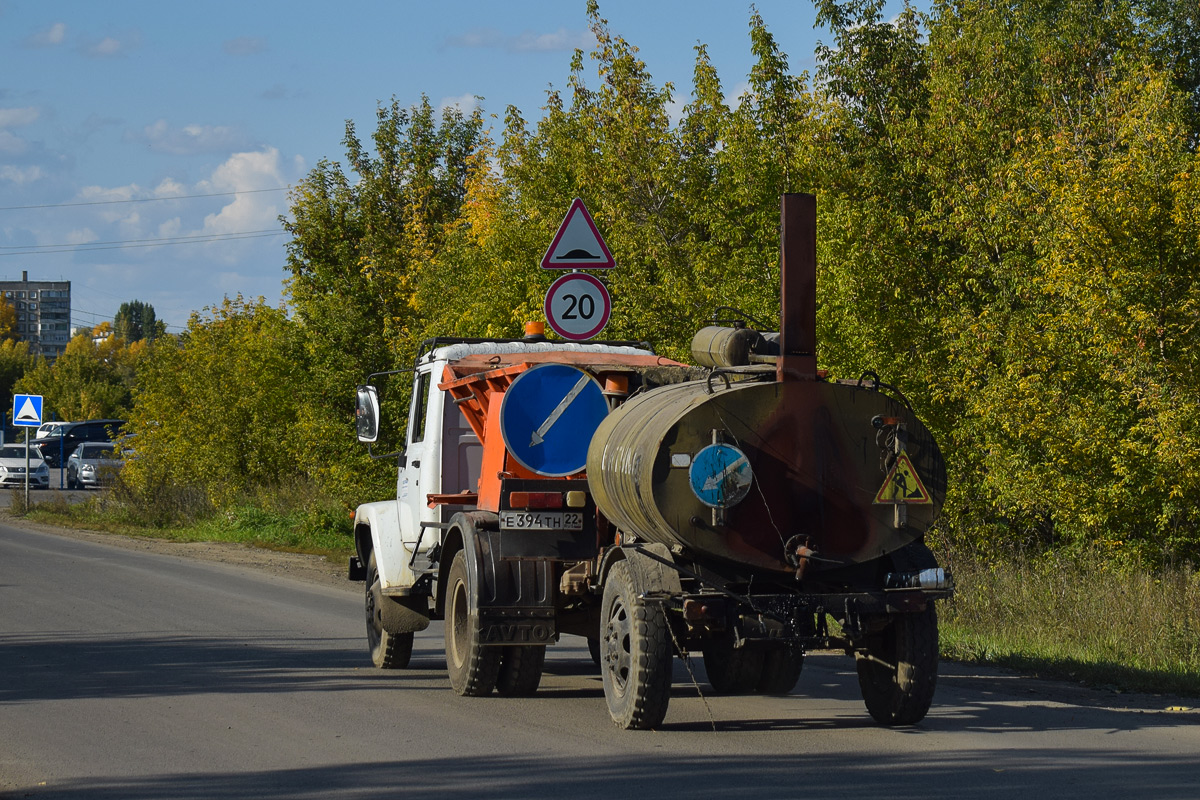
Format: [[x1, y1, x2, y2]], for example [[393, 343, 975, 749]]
[[587, 193, 952, 729]]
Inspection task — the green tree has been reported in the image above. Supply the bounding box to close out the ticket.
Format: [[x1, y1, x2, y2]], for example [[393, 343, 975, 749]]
[[282, 96, 485, 497], [0, 295, 17, 342], [114, 300, 165, 343], [0, 339, 34, 421], [125, 297, 308, 505], [15, 323, 136, 421]]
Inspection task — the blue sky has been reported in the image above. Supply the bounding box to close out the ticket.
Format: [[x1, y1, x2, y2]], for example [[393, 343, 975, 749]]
[[0, 1, 910, 333]]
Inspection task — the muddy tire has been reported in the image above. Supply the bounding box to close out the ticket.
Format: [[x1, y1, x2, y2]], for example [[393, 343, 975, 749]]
[[366, 553, 413, 669], [856, 605, 939, 725], [587, 636, 602, 666], [445, 550, 500, 696], [496, 646, 546, 697], [703, 640, 765, 694], [756, 646, 804, 695], [600, 559, 672, 729]]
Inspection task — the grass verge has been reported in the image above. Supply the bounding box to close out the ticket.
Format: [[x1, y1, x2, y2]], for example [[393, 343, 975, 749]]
[[10, 479, 355, 561], [938, 544, 1200, 697]]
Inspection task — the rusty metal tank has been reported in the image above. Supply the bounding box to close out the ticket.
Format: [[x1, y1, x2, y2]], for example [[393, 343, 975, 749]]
[[586, 375, 946, 575]]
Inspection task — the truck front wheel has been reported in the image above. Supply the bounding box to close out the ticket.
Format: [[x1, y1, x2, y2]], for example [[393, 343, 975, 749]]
[[855, 605, 939, 725], [600, 560, 672, 730], [366, 553, 414, 669], [445, 550, 500, 696]]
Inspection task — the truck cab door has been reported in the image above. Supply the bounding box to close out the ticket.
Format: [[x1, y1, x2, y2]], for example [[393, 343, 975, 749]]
[[393, 365, 442, 571]]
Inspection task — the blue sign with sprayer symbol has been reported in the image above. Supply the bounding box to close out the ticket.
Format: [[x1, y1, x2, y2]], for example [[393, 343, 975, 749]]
[[499, 364, 609, 477], [688, 443, 754, 508]]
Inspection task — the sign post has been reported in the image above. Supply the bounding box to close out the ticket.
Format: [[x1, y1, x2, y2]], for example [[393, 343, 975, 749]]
[[12, 394, 43, 505]]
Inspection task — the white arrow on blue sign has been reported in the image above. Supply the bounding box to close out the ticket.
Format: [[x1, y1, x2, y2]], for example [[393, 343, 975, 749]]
[[13, 394, 44, 427]]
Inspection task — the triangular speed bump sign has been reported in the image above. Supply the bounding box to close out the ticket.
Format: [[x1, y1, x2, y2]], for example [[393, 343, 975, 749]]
[[541, 198, 615, 269], [13, 394, 43, 427]]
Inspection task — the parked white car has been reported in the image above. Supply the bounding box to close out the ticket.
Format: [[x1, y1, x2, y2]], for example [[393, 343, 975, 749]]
[[35, 421, 69, 440], [66, 442, 124, 489], [0, 444, 50, 489]]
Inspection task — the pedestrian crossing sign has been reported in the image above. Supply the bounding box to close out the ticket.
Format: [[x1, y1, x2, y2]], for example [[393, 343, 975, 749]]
[[13, 394, 43, 427]]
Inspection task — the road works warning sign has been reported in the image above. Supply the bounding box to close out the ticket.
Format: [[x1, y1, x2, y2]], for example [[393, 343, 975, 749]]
[[540, 198, 615, 269], [873, 452, 932, 504]]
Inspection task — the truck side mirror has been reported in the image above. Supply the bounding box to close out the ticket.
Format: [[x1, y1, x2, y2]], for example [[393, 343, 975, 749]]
[[356, 385, 381, 444]]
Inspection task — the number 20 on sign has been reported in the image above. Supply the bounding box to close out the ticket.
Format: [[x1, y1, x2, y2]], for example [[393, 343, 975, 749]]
[[543, 272, 611, 341]]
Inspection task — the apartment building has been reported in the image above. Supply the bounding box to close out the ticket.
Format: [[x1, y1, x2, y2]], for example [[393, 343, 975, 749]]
[[1, 271, 71, 360]]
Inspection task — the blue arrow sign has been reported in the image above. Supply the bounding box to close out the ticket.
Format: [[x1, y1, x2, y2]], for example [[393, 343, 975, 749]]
[[12, 394, 43, 427], [688, 443, 754, 508], [499, 364, 609, 477]]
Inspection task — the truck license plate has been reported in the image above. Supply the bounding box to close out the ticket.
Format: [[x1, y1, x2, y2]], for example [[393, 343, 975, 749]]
[[500, 511, 584, 531]]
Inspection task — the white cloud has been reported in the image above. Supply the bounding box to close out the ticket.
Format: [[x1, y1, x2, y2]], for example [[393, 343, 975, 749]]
[[198, 148, 287, 240], [223, 36, 267, 56], [153, 177, 187, 198], [0, 165, 43, 184], [77, 183, 138, 202], [0, 107, 40, 128], [438, 94, 481, 117], [133, 119, 250, 156], [0, 130, 29, 155], [510, 28, 595, 53], [729, 80, 753, 103], [25, 22, 66, 48], [259, 83, 307, 101], [446, 27, 594, 53], [64, 228, 98, 245], [79, 31, 140, 59]]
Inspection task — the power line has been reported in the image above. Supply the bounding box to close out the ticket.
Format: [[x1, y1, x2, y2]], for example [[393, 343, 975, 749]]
[[0, 187, 290, 211], [72, 308, 185, 332], [0, 229, 282, 251], [0, 230, 285, 257]]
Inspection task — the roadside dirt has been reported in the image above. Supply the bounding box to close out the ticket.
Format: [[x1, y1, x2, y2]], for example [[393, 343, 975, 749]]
[[4, 513, 353, 592]]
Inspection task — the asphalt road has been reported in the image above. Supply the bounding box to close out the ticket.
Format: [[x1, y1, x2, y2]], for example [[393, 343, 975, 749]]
[[2, 521, 1198, 799]]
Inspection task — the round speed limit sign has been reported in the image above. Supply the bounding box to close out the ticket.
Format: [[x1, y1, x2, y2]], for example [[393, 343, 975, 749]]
[[544, 272, 611, 341]]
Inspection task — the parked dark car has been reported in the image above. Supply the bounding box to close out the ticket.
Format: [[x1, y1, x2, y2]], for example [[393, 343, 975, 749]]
[[31, 419, 125, 467]]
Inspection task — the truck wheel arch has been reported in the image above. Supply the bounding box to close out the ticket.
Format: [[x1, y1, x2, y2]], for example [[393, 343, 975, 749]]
[[354, 521, 376, 572], [599, 543, 683, 597], [434, 511, 496, 619]]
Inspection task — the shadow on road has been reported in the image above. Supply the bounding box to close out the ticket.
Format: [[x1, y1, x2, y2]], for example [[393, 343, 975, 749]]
[[5, 748, 1199, 800]]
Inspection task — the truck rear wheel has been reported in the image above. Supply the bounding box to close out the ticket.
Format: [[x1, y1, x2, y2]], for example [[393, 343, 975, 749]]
[[366, 553, 414, 669], [703, 640, 764, 694], [600, 560, 672, 729], [445, 550, 500, 696], [856, 605, 939, 725], [757, 645, 804, 695], [496, 646, 546, 697]]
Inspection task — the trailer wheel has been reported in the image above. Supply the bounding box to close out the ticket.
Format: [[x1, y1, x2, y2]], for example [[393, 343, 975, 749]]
[[756, 646, 804, 695], [856, 605, 939, 725], [496, 646, 546, 697], [600, 560, 672, 729], [366, 553, 414, 669], [703, 640, 764, 694], [445, 550, 500, 696]]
